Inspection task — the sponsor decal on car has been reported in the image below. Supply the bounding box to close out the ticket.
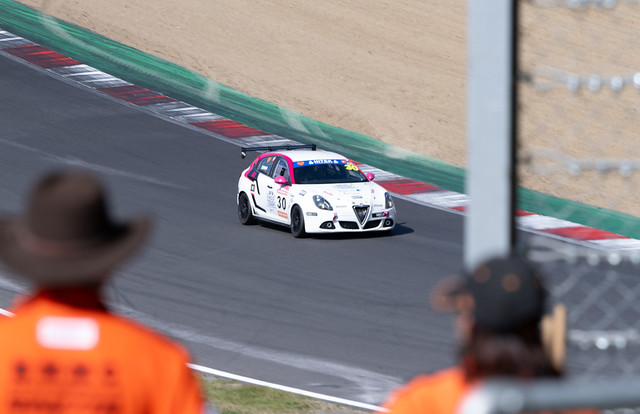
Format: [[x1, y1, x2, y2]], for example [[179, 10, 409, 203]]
[[267, 192, 275, 207], [334, 184, 356, 190], [293, 159, 345, 167], [278, 211, 288, 219]]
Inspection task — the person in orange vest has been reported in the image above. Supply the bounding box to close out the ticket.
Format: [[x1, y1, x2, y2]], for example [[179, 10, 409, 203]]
[[0, 170, 213, 413], [378, 254, 594, 414]]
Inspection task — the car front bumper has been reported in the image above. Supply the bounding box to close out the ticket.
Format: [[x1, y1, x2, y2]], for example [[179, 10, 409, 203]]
[[302, 206, 396, 233]]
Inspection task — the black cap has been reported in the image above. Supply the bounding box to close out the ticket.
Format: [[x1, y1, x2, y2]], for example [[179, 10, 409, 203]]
[[431, 255, 546, 333]]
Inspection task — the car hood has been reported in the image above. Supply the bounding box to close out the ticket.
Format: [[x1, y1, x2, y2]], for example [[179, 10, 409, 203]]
[[297, 182, 386, 207]]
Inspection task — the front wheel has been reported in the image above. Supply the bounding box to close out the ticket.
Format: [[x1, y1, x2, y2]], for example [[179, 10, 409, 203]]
[[290, 205, 306, 238], [238, 193, 256, 225]]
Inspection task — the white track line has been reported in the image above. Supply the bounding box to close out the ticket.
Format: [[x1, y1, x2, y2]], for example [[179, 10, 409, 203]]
[[189, 363, 385, 411]]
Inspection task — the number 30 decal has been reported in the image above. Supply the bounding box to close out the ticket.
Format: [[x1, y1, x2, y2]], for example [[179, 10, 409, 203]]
[[277, 196, 287, 209]]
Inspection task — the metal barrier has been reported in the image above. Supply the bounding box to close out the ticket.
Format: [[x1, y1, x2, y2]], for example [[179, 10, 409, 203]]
[[518, 0, 640, 227], [460, 377, 640, 414], [516, 0, 640, 382]]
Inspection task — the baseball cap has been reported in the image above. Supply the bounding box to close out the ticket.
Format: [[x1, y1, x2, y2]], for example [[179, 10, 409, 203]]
[[430, 255, 547, 333]]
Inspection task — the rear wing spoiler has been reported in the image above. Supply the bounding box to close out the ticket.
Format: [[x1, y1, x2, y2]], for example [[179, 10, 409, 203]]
[[241, 144, 316, 159]]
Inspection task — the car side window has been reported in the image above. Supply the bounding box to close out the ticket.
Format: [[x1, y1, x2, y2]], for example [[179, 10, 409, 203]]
[[247, 164, 259, 181], [257, 156, 277, 176], [272, 158, 290, 182], [246, 155, 277, 181]]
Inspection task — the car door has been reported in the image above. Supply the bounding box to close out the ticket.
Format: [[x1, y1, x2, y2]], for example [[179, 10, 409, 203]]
[[271, 157, 292, 223], [255, 156, 292, 223], [252, 155, 277, 218]]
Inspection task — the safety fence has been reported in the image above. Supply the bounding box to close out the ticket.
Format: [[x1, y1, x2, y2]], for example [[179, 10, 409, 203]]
[[516, 0, 640, 408]]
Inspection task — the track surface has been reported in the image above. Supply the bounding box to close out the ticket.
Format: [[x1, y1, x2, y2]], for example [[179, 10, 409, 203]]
[[0, 52, 465, 403]]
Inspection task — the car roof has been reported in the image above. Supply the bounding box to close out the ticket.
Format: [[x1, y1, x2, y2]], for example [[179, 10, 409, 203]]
[[273, 149, 348, 162]]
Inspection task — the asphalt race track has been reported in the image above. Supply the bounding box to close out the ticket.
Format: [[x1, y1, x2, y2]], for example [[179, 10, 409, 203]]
[[0, 52, 467, 404]]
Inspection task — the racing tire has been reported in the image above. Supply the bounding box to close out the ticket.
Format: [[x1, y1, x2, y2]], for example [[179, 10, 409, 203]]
[[290, 205, 306, 238], [238, 193, 256, 225]]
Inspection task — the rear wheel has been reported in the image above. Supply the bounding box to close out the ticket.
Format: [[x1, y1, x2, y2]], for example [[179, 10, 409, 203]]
[[290, 205, 306, 238], [238, 193, 255, 225]]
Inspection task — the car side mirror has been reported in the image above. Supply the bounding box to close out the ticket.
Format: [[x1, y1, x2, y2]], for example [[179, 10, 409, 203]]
[[275, 176, 289, 185], [366, 172, 375, 181]]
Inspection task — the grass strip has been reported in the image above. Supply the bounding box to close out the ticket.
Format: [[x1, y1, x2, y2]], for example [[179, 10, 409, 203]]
[[201, 376, 372, 414]]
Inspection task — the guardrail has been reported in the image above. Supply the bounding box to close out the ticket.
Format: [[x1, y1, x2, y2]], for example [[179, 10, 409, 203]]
[[460, 377, 640, 414]]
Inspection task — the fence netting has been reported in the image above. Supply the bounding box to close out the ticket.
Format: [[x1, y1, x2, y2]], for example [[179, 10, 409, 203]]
[[514, 0, 640, 410]]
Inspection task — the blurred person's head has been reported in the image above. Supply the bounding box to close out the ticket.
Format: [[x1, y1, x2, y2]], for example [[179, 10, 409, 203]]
[[0, 170, 150, 291], [431, 254, 560, 380]]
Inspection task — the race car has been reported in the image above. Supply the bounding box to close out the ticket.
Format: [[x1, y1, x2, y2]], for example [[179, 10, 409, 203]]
[[237, 144, 396, 237]]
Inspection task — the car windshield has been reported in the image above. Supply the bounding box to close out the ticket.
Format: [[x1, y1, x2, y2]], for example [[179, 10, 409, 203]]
[[293, 159, 368, 184]]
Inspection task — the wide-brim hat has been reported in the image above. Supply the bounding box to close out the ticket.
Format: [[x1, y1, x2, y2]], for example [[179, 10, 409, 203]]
[[430, 255, 547, 333], [0, 170, 151, 287]]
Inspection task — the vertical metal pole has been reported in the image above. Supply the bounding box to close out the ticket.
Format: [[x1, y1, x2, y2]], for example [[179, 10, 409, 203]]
[[465, 0, 518, 271]]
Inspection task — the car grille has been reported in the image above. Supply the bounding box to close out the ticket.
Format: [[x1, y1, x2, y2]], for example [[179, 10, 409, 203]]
[[338, 219, 381, 230], [339, 221, 359, 230], [353, 205, 370, 225], [363, 220, 381, 229]]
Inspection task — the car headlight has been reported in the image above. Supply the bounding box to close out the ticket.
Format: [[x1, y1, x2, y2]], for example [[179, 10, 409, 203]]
[[385, 192, 394, 209], [313, 195, 333, 210]]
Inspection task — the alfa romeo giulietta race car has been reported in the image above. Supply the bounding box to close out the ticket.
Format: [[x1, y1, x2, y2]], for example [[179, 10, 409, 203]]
[[237, 145, 396, 237]]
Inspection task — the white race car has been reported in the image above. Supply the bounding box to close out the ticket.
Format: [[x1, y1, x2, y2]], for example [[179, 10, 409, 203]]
[[237, 145, 396, 237]]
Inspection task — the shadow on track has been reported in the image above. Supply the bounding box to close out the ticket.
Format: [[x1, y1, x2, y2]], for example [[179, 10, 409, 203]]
[[249, 221, 414, 239]]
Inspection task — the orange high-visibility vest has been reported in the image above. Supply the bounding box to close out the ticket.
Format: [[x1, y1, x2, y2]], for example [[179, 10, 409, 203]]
[[380, 368, 470, 414], [380, 367, 598, 414], [0, 292, 206, 413]]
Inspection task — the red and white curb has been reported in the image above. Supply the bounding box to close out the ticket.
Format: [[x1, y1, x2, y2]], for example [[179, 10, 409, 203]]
[[2, 28, 639, 251]]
